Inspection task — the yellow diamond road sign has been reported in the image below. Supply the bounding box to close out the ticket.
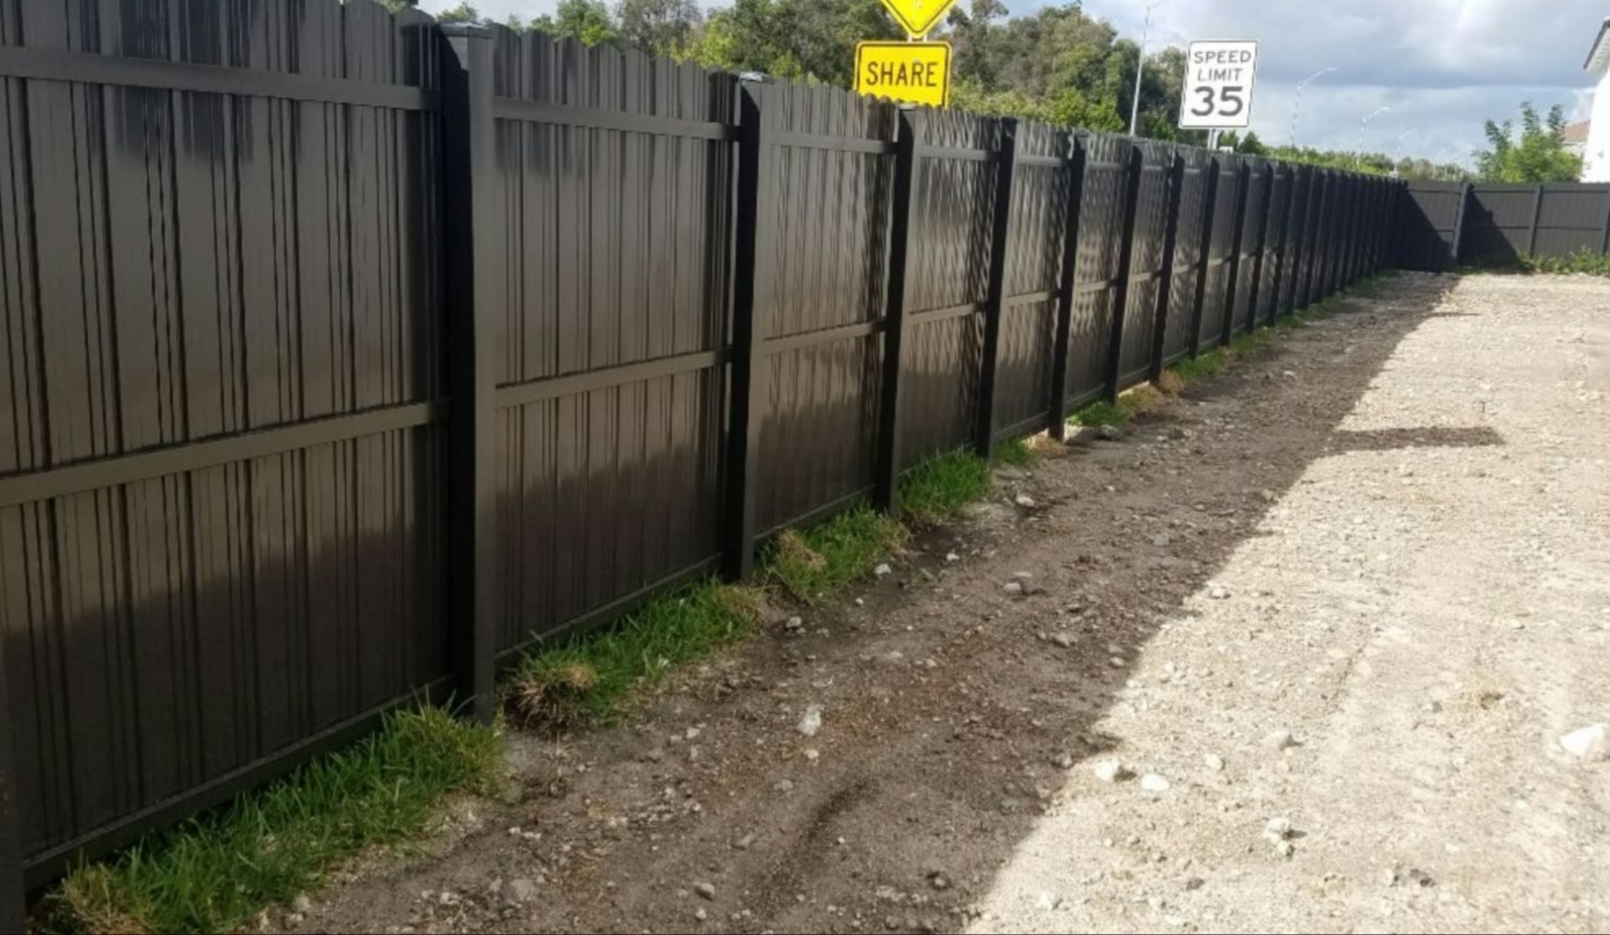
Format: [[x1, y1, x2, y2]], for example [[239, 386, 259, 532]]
[[855, 42, 952, 108], [878, 0, 958, 39]]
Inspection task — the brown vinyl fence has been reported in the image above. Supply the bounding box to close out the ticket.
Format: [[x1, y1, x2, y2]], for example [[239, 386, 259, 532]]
[[0, 2, 1399, 915], [1394, 180, 1610, 271]]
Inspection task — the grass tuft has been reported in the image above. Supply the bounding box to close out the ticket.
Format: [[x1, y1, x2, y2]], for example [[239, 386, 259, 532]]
[[1169, 346, 1234, 383], [53, 707, 500, 935], [1517, 250, 1610, 278], [763, 506, 908, 604], [1068, 400, 1127, 428], [898, 450, 992, 524], [991, 436, 1040, 468], [509, 581, 766, 729]]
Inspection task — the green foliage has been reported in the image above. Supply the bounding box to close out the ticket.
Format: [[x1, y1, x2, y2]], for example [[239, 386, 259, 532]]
[[683, 0, 901, 82], [1518, 250, 1610, 277], [1477, 102, 1583, 183], [379, 0, 419, 12], [992, 437, 1040, 468], [54, 708, 500, 935], [763, 507, 908, 603], [510, 582, 765, 728], [531, 0, 621, 45], [1069, 400, 1127, 428], [615, 0, 702, 57]]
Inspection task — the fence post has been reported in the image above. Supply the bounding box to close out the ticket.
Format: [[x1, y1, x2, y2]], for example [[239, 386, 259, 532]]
[[1218, 162, 1251, 349], [1047, 136, 1087, 440], [1148, 152, 1187, 383], [440, 25, 498, 724], [1187, 157, 1221, 357], [1105, 144, 1146, 403], [723, 82, 772, 580], [973, 117, 1019, 459], [873, 108, 918, 512], [1527, 183, 1544, 257], [1244, 163, 1274, 334], [1601, 187, 1610, 255], [1448, 181, 1471, 272], [1, 625, 22, 932]]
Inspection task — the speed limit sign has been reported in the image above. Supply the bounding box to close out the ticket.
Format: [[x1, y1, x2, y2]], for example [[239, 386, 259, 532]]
[[1179, 40, 1259, 130]]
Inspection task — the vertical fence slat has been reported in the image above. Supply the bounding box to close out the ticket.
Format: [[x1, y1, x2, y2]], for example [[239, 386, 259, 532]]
[[973, 118, 1019, 458], [1601, 187, 1610, 255], [1220, 162, 1252, 348], [441, 25, 498, 724], [1449, 181, 1471, 271], [723, 82, 771, 579], [1148, 152, 1186, 382], [1527, 183, 1545, 257], [1105, 144, 1146, 403], [1269, 165, 1295, 318], [1187, 157, 1221, 356], [1, 626, 21, 931], [1245, 163, 1274, 335], [873, 109, 918, 512], [1048, 138, 1086, 440]]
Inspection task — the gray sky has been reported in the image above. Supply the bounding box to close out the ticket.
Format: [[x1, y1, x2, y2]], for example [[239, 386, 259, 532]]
[[418, 0, 1606, 165]]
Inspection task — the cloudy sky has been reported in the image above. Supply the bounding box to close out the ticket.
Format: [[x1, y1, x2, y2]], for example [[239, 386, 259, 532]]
[[418, 0, 1606, 165]]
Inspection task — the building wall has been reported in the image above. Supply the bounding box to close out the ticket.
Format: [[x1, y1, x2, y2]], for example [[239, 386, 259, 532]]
[[1587, 72, 1610, 182]]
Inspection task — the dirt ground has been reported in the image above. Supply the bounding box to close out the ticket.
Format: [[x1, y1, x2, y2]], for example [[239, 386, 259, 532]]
[[291, 271, 1610, 935]]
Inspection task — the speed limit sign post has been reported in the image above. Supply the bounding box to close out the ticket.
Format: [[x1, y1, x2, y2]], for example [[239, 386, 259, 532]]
[[1180, 40, 1259, 130]]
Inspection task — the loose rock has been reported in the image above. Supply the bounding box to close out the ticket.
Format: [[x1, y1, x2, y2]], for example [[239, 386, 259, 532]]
[[1204, 753, 1225, 772], [291, 895, 313, 915], [875, 563, 893, 577], [1140, 774, 1171, 793], [1094, 760, 1134, 783], [1267, 729, 1297, 751], [1015, 494, 1038, 509], [1559, 724, 1608, 761], [784, 616, 805, 631], [694, 882, 717, 901], [1263, 818, 1293, 841], [798, 704, 824, 737], [1098, 424, 1122, 441], [509, 879, 539, 904], [1004, 582, 1025, 596], [1209, 583, 1231, 600]]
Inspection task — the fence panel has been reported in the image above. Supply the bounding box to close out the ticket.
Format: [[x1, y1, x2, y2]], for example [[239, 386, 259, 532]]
[[1254, 165, 1291, 325], [1115, 141, 1175, 389], [1060, 133, 1129, 408], [1230, 159, 1269, 333], [898, 110, 997, 467], [1197, 155, 1243, 349], [0, 0, 448, 883], [1393, 180, 1465, 271], [485, 31, 736, 648], [1161, 148, 1210, 364], [992, 121, 1067, 439]]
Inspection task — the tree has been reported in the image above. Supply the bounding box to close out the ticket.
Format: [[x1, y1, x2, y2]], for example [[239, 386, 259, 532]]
[[1476, 102, 1583, 183], [379, 0, 419, 12], [684, 0, 900, 84], [532, 0, 620, 46], [616, 0, 702, 57], [436, 2, 481, 25]]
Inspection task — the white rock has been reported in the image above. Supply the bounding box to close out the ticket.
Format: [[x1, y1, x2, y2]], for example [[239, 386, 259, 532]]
[[1140, 774, 1171, 793], [1051, 632, 1076, 648], [1053, 753, 1075, 770], [1015, 494, 1038, 508], [798, 704, 824, 737], [1004, 582, 1025, 596], [1098, 423, 1122, 441], [1093, 759, 1133, 783], [945, 552, 961, 562], [509, 879, 539, 903], [1263, 817, 1293, 841], [291, 895, 313, 915], [1208, 583, 1231, 600], [694, 882, 717, 901], [1273, 839, 1295, 859], [784, 616, 804, 631], [1559, 724, 1609, 761], [874, 563, 893, 577], [1266, 729, 1297, 751], [1204, 753, 1225, 772]]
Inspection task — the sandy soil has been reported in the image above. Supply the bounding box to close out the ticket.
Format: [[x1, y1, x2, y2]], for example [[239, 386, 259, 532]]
[[287, 271, 1610, 935]]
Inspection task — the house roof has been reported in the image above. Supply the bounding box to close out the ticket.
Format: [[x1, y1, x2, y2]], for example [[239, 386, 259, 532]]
[[1563, 120, 1592, 144], [1589, 17, 1610, 73]]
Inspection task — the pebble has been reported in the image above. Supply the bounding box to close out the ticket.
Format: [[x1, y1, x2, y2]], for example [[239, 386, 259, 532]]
[[1098, 424, 1122, 440], [1015, 494, 1038, 508], [292, 895, 313, 915], [1152, 534, 1172, 547], [1004, 582, 1025, 596], [1267, 729, 1297, 751], [1204, 753, 1225, 772], [695, 908, 708, 922], [1184, 877, 1205, 891], [1263, 817, 1293, 841], [509, 879, 538, 903], [775, 779, 795, 793], [1053, 753, 1075, 770], [1209, 583, 1231, 600], [784, 616, 805, 631], [1094, 759, 1133, 783], [735, 833, 756, 850], [1051, 633, 1077, 648], [875, 563, 893, 577], [694, 882, 717, 901], [1140, 774, 1171, 793], [1559, 724, 1608, 761], [798, 705, 824, 737], [930, 873, 951, 890], [1273, 840, 1295, 859], [946, 552, 962, 562]]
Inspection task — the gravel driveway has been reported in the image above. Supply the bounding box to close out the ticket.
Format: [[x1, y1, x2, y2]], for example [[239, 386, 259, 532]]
[[295, 271, 1610, 935]]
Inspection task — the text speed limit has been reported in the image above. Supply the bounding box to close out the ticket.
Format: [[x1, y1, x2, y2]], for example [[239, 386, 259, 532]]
[[1179, 40, 1259, 130]]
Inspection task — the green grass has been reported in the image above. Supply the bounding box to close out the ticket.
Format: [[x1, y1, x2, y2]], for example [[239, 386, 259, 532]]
[[1518, 250, 1610, 277], [509, 581, 765, 729], [1169, 345, 1235, 382], [897, 450, 992, 523], [1068, 400, 1128, 428], [991, 436, 1040, 469], [53, 707, 500, 935], [763, 506, 908, 604]]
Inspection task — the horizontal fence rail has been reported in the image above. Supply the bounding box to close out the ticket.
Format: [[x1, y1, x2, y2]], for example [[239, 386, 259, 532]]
[[0, 2, 1400, 918]]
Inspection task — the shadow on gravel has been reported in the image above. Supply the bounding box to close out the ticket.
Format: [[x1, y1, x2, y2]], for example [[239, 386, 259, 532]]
[[298, 275, 1471, 935]]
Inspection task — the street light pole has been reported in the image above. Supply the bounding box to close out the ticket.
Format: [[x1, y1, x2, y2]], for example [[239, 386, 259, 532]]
[[1129, 0, 1172, 137], [1289, 67, 1336, 148], [1358, 106, 1391, 169], [1393, 129, 1418, 175]]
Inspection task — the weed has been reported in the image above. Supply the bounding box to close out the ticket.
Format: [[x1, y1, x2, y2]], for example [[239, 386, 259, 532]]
[[762, 506, 907, 604], [1155, 369, 1187, 396], [1068, 400, 1127, 428], [52, 707, 500, 935], [1119, 383, 1170, 420], [1518, 250, 1610, 278], [1169, 347, 1233, 383], [898, 450, 991, 524], [509, 582, 765, 728]]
